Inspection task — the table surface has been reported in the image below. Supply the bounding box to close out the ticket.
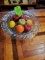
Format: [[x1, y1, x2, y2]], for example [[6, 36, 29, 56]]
[[0, 9, 45, 60]]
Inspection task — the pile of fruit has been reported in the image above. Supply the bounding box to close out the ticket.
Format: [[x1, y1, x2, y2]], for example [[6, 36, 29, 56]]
[[8, 14, 34, 34], [8, 6, 34, 34]]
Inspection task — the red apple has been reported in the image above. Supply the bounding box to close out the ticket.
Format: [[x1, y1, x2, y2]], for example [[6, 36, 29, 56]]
[[21, 14, 26, 20], [24, 24, 31, 32], [12, 14, 19, 22]]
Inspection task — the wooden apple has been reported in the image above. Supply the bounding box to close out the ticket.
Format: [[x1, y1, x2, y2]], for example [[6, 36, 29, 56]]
[[24, 24, 31, 32], [19, 19, 26, 25], [21, 14, 26, 20], [27, 19, 33, 26], [12, 14, 19, 22]]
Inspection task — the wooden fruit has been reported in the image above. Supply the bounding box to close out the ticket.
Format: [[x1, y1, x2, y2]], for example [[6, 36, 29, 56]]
[[24, 24, 31, 32], [19, 19, 26, 25], [15, 25, 24, 33], [9, 21, 16, 28], [27, 19, 33, 26]]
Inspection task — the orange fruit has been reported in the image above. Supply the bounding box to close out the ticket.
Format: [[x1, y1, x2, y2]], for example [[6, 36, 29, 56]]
[[15, 25, 24, 33], [27, 19, 33, 26]]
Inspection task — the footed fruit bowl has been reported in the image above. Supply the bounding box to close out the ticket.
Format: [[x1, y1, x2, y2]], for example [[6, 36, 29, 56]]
[[0, 11, 40, 40]]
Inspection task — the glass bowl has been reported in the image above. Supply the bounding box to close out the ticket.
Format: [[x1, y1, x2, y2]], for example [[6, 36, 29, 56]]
[[0, 11, 40, 40]]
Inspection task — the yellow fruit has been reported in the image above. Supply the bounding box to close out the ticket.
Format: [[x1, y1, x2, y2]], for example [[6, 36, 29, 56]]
[[27, 19, 33, 26], [9, 21, 16, 28]]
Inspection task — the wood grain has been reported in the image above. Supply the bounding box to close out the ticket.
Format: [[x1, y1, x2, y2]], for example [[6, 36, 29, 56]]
[[0, 9, 45, 60]]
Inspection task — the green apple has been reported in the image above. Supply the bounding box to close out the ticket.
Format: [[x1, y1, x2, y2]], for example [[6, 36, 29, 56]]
[[19, 19, 26, 25]]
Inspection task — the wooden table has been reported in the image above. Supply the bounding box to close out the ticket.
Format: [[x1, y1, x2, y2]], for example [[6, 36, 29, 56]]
[[0, 9, 45, 60]]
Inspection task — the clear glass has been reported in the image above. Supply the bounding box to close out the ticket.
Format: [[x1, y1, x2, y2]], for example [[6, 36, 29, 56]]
[[0, 11, 40, 40]]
